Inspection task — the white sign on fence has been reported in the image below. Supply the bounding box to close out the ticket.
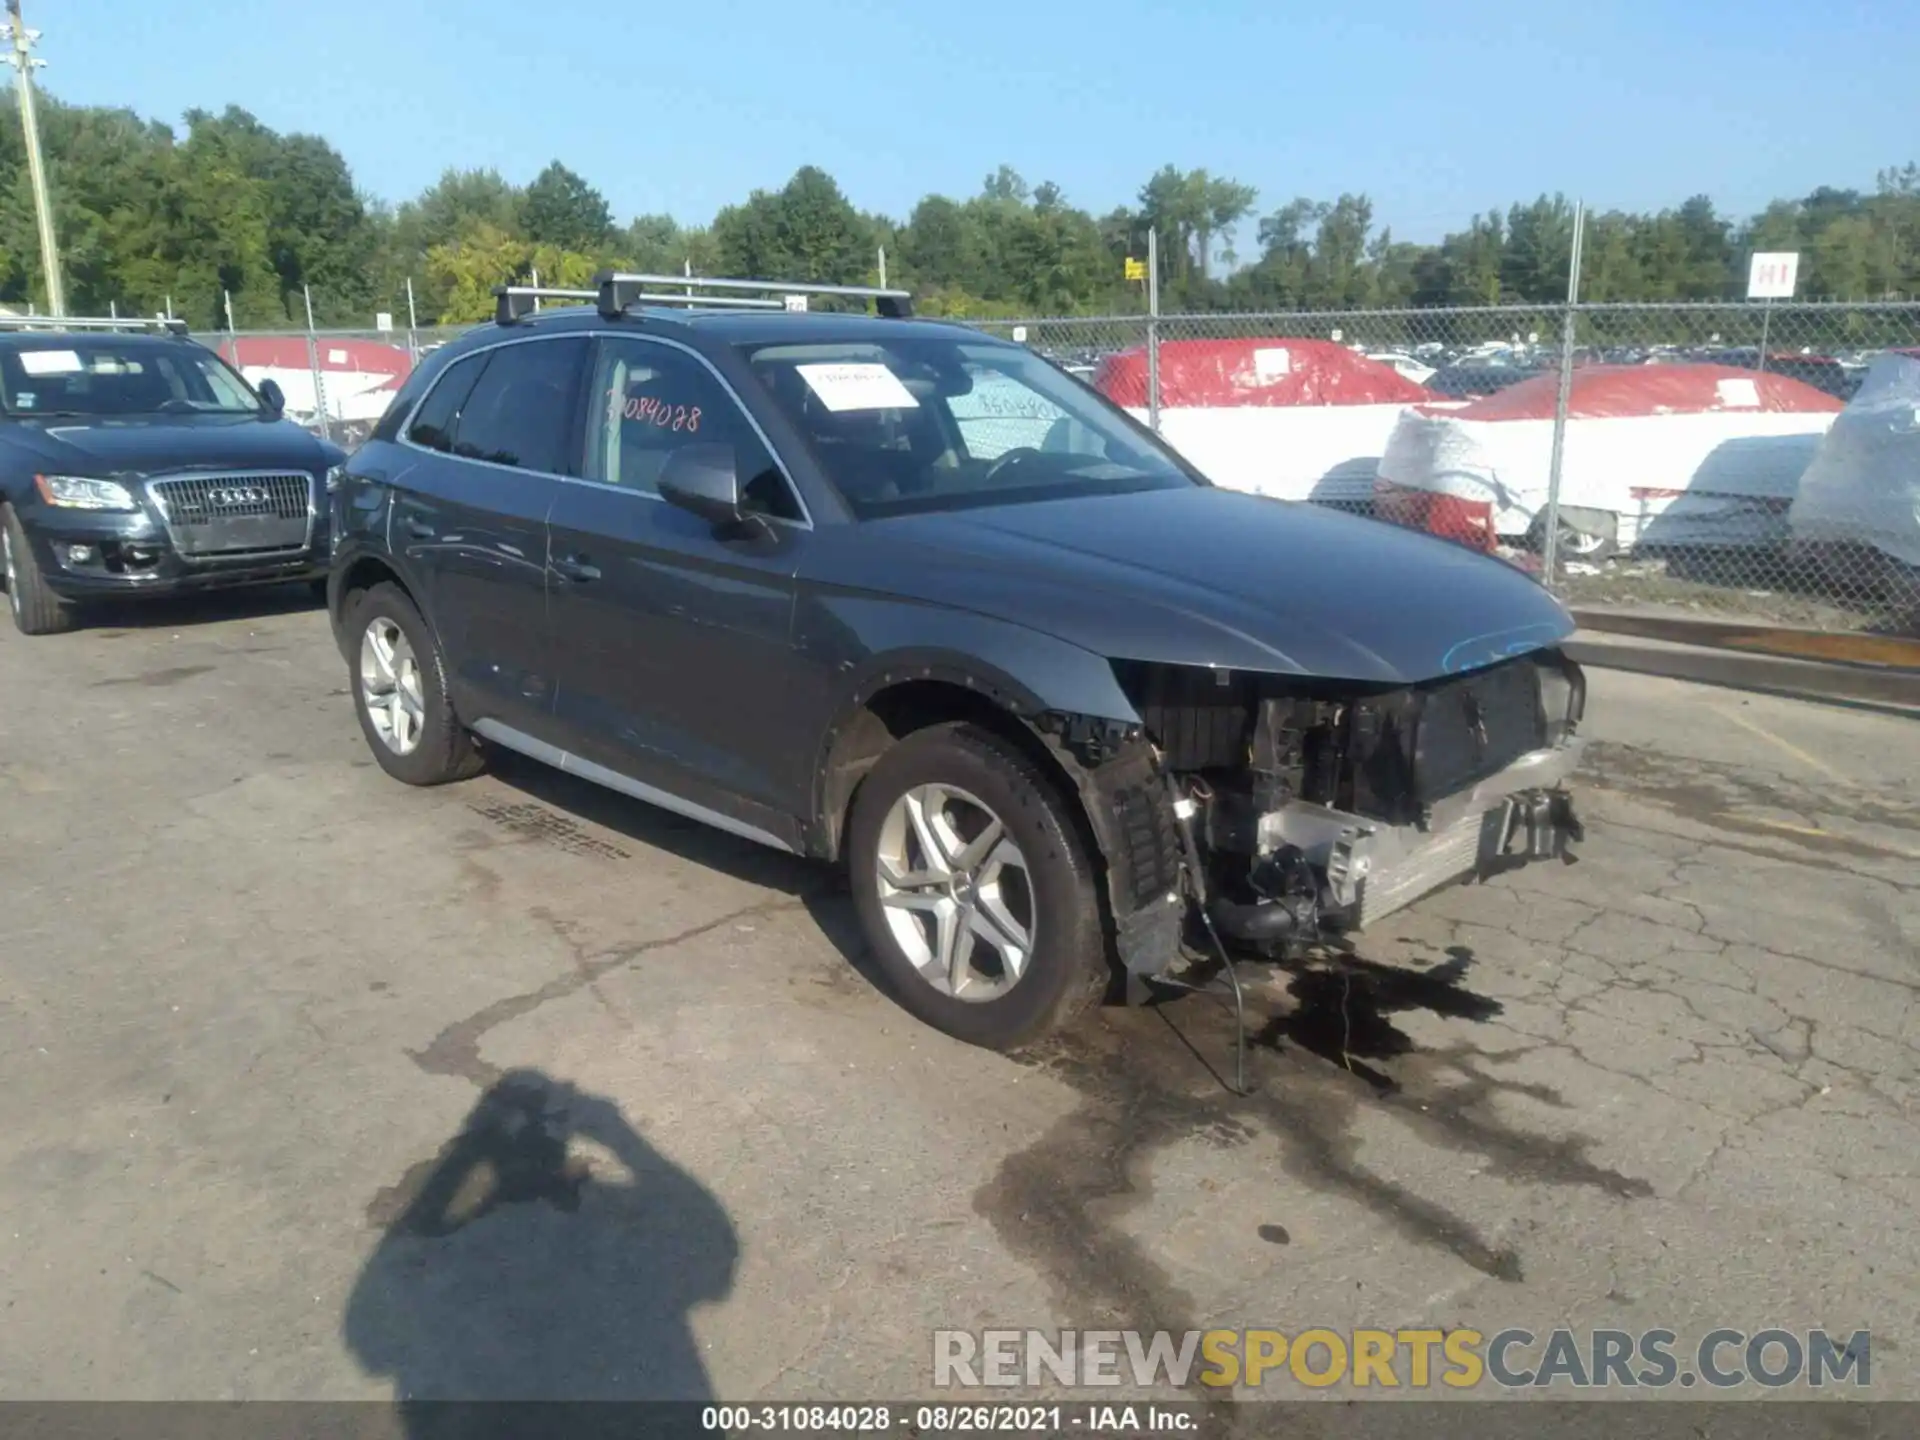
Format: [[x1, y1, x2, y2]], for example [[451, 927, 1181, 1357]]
[[783, 294, 809, 313], [375, 311, 394, 333], [1747, 252, 1800, 300]]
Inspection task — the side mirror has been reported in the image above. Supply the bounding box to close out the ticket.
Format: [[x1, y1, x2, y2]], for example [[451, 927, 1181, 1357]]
[[658, 443, 745, 527], [257, 377, 286, 417]]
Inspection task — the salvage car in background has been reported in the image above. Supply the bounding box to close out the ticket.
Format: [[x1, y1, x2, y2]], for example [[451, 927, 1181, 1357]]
[[1373, 364, 1842, 559], [0, 317, 346, 635], [213, 335, 415, 438], [1789, 352, 1920, 588], [329, 272, 1586, 1052], [1093, 337, 1437, 509]]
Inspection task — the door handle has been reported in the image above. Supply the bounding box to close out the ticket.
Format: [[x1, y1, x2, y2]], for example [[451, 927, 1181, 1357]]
[[405, 518, 435, 539], [553, 554, 601, 583]]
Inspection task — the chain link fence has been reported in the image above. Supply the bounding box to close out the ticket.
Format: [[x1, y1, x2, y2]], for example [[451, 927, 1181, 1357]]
[[199, 323, 464, 449], [973, 302, 1920, 637], [208, 297, 1920, 638]]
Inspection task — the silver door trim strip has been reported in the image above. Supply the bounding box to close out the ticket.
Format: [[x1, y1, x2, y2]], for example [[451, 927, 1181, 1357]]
[[470, 718, 796, 855]]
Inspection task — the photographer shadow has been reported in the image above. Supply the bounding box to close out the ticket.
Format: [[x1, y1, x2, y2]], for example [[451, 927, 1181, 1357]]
[[344, 1071, 735, 1437]]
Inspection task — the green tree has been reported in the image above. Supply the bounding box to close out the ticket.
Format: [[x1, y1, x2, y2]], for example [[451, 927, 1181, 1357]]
[[711, 165, 872, 288], [421, 221, 605, 323], [1501, 193, 1577, 301], [1198, 173, 1258, 274], [1580, 211, 1646, 301], [521, 161, 613, 253]]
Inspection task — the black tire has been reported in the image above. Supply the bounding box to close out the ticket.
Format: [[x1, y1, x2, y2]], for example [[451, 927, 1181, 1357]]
[[846, 721, 1110, 1051], [343, 581, 484, 786], [1, 505, 76, 636]]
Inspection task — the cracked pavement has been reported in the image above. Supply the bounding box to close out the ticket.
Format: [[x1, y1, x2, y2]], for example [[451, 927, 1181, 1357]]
[[0, 588, 1914, 1402]]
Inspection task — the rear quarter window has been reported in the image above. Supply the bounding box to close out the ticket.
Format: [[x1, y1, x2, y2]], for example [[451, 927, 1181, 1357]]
[[369, 360, 440, 444], [404, 353, 489, 454]]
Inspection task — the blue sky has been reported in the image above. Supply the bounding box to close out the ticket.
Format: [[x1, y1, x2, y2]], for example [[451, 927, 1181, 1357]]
[[34, 0, 1918, 243]]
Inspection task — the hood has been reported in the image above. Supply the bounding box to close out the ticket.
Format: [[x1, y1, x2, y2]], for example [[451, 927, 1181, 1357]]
[[852, 487, 1574, 684], [7, 413, 342, 476]]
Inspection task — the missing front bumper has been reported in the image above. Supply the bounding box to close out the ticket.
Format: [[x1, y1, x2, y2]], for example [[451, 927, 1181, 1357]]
[[1259, 739, 1585, 931], [1324, 783, 1582, 928]]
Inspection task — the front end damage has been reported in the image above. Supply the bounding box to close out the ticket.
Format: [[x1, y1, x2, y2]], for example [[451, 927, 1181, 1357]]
[[1039, 647, 1586, 982]]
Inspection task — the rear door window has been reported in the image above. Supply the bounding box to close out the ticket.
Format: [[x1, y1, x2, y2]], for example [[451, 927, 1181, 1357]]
[[584, 337, 802, 520], [445, 339, 587, 475]]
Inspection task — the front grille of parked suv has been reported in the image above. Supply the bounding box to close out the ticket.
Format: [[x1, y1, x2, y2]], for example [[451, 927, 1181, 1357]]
[[147, 472, 315, 558]]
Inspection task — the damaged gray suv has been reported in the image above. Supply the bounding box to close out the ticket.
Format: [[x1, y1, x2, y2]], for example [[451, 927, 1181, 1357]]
[[329, 272, 1584, 1052]]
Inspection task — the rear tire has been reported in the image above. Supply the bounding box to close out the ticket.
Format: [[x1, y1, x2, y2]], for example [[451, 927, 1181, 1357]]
[[344, 581, 484, 786], [846, 721, 1110, 1051], [2, 505, 76, 636]]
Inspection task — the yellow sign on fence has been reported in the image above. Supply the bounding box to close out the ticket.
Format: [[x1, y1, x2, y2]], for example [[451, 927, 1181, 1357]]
[[1124, 257, 1146, 281]]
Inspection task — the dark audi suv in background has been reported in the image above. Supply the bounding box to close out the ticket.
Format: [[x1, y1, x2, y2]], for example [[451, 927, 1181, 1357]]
[[329, 273, 1585, 1053], [0, 320, 346, 635]]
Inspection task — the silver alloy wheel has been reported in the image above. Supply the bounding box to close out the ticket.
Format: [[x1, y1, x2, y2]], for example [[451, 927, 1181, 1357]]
[[2, 526, 17, 618], [874, 782, 1035, 1002], [359, 616, 426, 756]]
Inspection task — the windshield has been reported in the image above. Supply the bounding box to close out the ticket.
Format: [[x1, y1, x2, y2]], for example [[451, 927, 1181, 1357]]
[[735, 337, 1198, 519], [0, 339, 261, 419]]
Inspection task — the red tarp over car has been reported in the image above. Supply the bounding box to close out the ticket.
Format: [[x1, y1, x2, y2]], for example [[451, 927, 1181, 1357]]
[[1441, 363, 1843, 423], [1095, 338, 1432, 409]]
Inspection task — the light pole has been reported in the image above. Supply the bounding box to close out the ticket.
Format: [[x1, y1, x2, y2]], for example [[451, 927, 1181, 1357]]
[[4, 0, 65, 316]]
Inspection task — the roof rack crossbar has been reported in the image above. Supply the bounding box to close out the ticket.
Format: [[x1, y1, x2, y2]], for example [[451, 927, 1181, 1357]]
[[0, 315, 189, 336], [593, 270, 914, 319], [492, 285, 598, 325]]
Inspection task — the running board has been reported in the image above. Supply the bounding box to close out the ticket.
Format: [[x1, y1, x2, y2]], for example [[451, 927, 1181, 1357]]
[[469, 719, 796, 854]]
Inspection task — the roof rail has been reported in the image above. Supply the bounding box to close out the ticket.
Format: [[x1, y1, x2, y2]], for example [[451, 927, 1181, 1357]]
[[491, 284, 793, 325], [0, 314, 189, 337], [593, 270, 915, 320], [491, 272, 916, 326]]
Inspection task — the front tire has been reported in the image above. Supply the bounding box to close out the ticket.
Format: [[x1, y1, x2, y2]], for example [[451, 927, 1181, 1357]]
[[345, 581, 484, 786], [2, 505, 77, 636], [846, 722, 1110, 1051]]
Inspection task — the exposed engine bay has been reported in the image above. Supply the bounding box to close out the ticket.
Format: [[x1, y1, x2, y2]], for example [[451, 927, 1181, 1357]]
[[1072, 648, 1586, 970]]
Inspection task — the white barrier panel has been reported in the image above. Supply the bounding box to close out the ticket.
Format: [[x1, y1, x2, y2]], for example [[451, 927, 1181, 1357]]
[[1121, 403, 1437, 505]]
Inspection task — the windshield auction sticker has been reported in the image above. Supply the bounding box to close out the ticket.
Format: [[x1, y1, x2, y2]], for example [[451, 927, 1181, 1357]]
[[18, 349, 83, 376], [797, 362, 919, 412]]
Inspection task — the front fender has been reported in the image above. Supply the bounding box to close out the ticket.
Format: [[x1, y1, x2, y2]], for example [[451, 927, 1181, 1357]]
[[813, 594, 1143, 722], [798, 593, 1142, 850]]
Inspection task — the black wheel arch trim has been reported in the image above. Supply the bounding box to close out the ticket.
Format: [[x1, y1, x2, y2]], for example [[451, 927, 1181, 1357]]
[[328, 540, 435, 660], [803, 642, 1184, 978]]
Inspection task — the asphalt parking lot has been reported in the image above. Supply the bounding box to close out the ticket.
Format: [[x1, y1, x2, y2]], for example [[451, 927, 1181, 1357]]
[[1, 587, 1916, 1405]]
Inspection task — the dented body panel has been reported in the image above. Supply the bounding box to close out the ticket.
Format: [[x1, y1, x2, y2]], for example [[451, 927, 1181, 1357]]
[[784, 492, 1583, 977]]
